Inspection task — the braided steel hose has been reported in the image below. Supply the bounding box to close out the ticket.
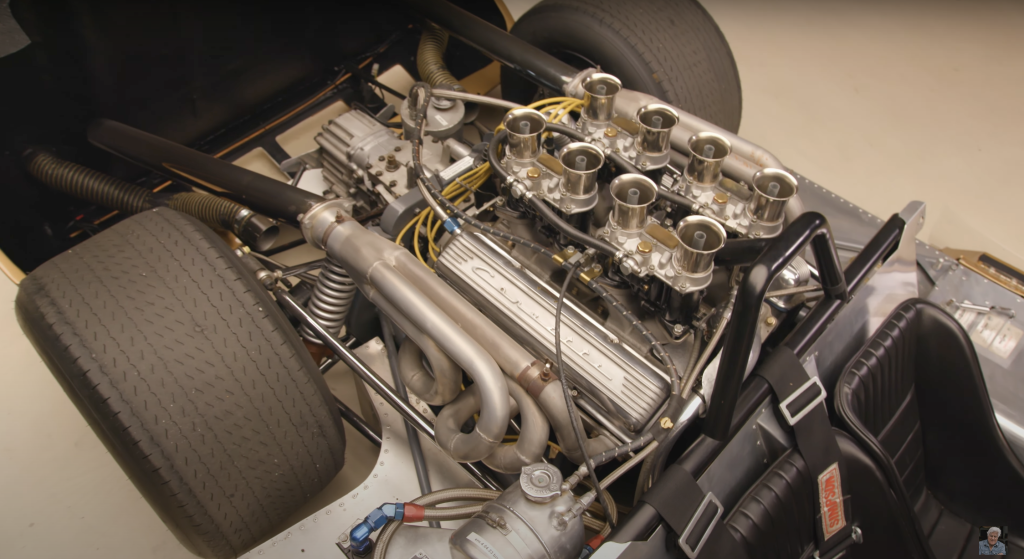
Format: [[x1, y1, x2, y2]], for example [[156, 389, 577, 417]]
[[417, 23, 463, 91], [299, 257, 357, 342]]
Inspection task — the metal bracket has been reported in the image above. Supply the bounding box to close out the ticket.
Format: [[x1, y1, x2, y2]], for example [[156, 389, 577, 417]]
[[678, 492, 723, 559], [779, 375, 826, 426], [813, 526, 863, 559]]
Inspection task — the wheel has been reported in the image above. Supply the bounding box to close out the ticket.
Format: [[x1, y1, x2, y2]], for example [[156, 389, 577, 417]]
[[15, 208, 345, 559], [500, 0, 743, 133]]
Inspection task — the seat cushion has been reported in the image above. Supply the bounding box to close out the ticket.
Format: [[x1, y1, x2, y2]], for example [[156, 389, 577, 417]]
[[722, 430, 921, 559]]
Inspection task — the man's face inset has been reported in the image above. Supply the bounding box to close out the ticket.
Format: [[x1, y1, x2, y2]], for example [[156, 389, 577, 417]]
[[988, 532, 999, 546]]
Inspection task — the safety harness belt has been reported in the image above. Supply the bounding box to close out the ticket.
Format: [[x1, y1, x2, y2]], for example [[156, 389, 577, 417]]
[[640, 463, 751, 559], [755, 347, 857, 557]]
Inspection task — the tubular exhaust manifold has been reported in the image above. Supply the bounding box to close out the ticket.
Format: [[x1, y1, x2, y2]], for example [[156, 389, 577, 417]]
[[609, 174, 658, 231]]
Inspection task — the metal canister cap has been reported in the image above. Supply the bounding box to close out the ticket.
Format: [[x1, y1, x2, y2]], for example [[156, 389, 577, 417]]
[[520, 463, 563, 503]]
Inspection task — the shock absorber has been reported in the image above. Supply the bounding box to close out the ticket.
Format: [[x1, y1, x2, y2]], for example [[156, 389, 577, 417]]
[[300, 257, 357, 342]]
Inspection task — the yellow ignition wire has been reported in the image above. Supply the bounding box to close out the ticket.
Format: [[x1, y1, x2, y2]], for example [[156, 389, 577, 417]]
[[395, 162, 492, 268]]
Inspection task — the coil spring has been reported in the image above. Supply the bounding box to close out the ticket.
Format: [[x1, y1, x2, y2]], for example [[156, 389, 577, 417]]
[[300, 257, 357, 342]]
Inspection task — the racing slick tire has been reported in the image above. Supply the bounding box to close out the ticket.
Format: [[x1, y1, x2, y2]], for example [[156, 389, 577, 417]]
[[15, 207, 346, 559]]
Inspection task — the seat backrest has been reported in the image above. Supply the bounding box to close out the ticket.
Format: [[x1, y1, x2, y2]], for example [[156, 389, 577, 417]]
[[721, 430, 922, 559], [835, 302, 926, 502], [836, 299, 1024, 529]]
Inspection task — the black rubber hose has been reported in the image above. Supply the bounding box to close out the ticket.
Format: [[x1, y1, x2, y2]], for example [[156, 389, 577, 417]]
[[87, 118, 323, 221], [657, 188, 696, 210], [486, 130, 513, 182], [405, 0, 580, 93], [715, 238, 772, 267], [544, 122, 642, 174], [487, 130, 620, 259], [25, 149, 154, 214], [25, 150, 279, 251], [528, 196, 620, 259], [166, 191, 244, 230], [556, 260, 616, 527], [417, 23, 463, 91]]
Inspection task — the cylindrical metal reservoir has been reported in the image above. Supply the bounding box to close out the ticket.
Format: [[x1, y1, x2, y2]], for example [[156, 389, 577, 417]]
[[610, 174, 658, 230], [450, 463, 584, 559]]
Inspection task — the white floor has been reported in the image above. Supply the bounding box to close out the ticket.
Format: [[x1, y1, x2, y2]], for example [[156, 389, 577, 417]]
[[4, 2, 1024, 558]]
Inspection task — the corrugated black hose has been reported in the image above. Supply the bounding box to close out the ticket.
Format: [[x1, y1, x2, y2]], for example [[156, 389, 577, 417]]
[[417, 23, 464, 91], [25, 150, 279, 251]]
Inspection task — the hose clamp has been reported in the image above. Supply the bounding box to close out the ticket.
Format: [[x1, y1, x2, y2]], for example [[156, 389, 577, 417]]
[[300, 199, 351, 250], [232, 207, 253, 231], [517, 360, 554, 398]]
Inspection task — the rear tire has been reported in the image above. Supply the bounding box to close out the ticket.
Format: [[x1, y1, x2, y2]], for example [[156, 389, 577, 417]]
[[16, 207, 345, 559], [501, 0, 743, 133]]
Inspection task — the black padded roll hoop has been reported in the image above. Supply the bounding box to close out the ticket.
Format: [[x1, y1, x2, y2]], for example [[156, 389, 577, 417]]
[[15, 208, 345, 559]]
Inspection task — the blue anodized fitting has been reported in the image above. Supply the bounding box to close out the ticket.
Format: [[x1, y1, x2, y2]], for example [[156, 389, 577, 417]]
[[349, 503, 405, 556]]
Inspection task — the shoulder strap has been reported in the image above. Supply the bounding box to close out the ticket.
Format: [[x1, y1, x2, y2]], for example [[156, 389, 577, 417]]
[[640, 464, 751, 559], [756, 347, 856, 557]]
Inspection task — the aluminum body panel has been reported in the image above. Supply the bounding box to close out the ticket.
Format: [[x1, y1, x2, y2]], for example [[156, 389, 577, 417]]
[[794, 171, 886, 252], [920, 245, 1024, 461], [241, 338, 476, 559], [435, 232, 671, 434], [799, 200, 924, 391]]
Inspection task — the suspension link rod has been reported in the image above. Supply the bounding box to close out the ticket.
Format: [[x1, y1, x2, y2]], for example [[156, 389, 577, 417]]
[[275, 287, 501, 490]]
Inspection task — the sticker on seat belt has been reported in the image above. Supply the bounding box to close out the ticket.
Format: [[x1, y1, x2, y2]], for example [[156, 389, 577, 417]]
[[818, 462, 846, 540]]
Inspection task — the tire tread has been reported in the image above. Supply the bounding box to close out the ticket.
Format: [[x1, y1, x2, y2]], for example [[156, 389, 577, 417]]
[[16, 208, 345, 559]]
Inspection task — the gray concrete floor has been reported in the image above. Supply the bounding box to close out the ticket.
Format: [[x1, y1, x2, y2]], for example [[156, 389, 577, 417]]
[[4, 1, 1024, 557]]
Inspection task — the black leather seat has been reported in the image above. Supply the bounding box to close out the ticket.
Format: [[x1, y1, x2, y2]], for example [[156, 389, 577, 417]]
[[715, 429, 921, 559], [835, 299, 1024, 558]]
